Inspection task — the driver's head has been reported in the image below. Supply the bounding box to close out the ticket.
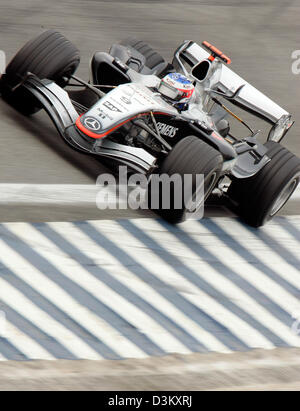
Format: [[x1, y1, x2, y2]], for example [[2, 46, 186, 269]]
[[159, 73, 195, 107]]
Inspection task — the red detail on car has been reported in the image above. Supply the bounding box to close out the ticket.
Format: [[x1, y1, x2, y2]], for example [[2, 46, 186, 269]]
[[76, 112, 171, 139]]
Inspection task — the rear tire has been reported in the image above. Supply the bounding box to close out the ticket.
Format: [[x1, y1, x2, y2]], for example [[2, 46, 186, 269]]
[[0, 30, 80, 115], [149, 136, 223, 223], [228, 141, 300, 227], [119, 37, 171, 76]]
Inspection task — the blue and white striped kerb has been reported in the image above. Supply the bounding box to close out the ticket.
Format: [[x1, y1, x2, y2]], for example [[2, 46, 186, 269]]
[[0, 216, 300, 361]]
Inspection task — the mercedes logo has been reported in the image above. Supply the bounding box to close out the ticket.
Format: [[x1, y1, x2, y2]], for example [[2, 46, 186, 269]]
[[84, 117, 101, 131]]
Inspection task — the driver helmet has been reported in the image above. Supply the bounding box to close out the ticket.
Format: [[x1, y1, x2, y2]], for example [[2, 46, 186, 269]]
[[159, 73, 195, 106]]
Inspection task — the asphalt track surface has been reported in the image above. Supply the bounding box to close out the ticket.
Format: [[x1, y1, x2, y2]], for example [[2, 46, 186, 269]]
[[1, 348, 300, 390], [0, 0, 299, 222]]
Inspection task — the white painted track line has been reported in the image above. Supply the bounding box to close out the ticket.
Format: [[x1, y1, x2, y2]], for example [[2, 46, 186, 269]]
[[4, 322, 56, 361], [0, 183, 299, 205], [0, 184, 126, 206]]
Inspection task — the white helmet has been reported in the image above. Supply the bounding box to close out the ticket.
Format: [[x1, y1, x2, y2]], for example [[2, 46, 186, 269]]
[[158, 72, 195, 103]]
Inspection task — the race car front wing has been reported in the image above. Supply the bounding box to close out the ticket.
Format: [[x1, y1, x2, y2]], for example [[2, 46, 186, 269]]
[[22, 75, 158, 174]]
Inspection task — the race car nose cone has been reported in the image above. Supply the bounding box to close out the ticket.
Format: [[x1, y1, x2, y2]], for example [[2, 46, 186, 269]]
[[83, 117, 102, 131], [76, 115, 104, 139]]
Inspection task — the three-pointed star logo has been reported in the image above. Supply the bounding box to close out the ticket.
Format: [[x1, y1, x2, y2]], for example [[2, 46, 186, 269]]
[[84, 117, 101, 131]]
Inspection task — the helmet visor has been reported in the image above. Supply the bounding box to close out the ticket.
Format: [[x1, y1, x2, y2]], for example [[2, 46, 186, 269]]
[[158, 80, 184, 101]]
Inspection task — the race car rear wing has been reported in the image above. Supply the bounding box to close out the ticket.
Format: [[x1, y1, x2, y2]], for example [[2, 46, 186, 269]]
[[173, 41, 294, 142]]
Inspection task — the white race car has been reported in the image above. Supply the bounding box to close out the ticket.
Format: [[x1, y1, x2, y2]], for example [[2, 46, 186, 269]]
[[1, 30, 299, 226]]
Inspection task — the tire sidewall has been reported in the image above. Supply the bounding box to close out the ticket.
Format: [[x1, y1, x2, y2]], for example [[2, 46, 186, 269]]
[[228, 141, 300, 227], [261, 170, 300, 225], [150, 136, 223, 223]]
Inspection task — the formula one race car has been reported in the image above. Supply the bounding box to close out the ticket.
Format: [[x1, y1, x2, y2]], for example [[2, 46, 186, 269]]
[[1, 30, 299, 226]]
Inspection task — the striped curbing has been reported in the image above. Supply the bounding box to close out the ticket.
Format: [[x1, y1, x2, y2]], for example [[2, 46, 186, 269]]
[[0, 215, 300, 361]]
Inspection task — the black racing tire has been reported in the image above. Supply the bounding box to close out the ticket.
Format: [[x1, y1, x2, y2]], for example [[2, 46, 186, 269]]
[[228, 141, 300, 227], [0, 30, 80, 115], [148, 136, 223, 223], [119, 37, 169, 76]]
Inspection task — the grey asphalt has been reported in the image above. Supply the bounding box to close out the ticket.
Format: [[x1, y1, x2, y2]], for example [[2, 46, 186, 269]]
[[0, 0, 299, 221], [1, 348, 300, 391]]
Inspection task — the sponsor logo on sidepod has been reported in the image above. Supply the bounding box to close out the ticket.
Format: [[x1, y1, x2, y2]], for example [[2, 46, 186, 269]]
[[156, 122, 179, 138]]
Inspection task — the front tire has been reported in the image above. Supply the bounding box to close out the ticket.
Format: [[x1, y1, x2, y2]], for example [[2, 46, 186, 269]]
[[0, 30, 80, 115], [149, 136, 223, 223], [228, 141, 300, 227]]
